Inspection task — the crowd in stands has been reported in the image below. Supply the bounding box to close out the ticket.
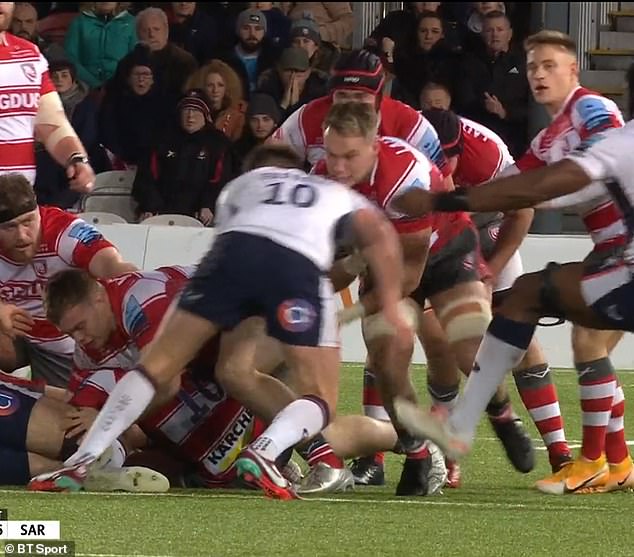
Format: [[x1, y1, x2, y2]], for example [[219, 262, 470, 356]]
[[23, 2, 534, 224]]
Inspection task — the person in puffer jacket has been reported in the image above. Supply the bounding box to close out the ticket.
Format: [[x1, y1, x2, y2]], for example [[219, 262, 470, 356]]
[[64, 2, 137, 89]]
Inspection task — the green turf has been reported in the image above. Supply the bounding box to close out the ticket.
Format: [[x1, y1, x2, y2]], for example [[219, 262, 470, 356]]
[[2, 365, 634, 557]]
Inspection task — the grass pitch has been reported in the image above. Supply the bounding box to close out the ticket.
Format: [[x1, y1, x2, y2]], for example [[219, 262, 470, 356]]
[[2, 365, 633, 557]]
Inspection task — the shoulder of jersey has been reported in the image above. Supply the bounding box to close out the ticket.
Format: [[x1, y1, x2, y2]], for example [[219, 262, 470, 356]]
[[571, 87, 620, 113], [39, 206, 75, 234], [7, 33, 41, 55]]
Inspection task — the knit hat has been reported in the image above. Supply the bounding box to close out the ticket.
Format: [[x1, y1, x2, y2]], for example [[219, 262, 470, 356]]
[[290, 15, 321, 45], [247, 93, 282, 124], [278, 47, 310, 72], [178, 89, 212, 122], [236, 8, 267, 34]]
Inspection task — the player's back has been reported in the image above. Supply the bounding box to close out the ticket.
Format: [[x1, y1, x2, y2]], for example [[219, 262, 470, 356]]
[[215, 167, 368, 271]]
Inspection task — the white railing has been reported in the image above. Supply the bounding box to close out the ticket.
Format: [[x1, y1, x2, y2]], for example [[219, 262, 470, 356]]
[[352, 2, 403, 48]]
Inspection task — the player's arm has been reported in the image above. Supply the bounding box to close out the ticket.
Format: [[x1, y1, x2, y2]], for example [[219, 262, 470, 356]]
[[88, 247, 138, 278], [34, 92, 94, 192], [486, 208, 534, 277]]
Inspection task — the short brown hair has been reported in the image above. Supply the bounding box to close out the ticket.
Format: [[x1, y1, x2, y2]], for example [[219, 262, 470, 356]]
[[0, 173, 37, 223], [243, 143, 304, 172], [524, 30, 577, 56], [323, 102, 379, 141], [45, 269, 99, 326]]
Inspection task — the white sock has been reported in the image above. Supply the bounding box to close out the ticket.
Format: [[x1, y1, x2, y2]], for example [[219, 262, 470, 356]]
[[449, 332, 528, 443], [250, 397, 328, 462], [107, 440, 127, 468], [66, 369, 155, 466]]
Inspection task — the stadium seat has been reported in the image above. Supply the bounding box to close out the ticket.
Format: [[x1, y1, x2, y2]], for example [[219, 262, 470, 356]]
[[93, 170, 136, 193], [37, 12, 78, 45], [142, 214, 205, 228], [78, 212, 128, 225]]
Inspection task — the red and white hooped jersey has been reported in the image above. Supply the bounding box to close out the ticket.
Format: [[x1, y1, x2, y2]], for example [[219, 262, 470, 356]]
[[0, 206, 115, 356], [0, 33, 56, 183], [313, 136, 441, 234], [454, 117, 515, 188], [514, 86, 625, 251], [275, 95, 450, 176], [67, 266, 258, 487]]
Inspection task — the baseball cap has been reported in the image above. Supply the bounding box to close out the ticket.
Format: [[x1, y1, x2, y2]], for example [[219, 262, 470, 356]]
[[278, 47, 310, 72]]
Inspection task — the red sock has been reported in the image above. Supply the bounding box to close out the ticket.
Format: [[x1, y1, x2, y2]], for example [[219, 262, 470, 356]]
[[576, 359, 616, 461], [605, 382, 629, 465], [362, 367, 387, 465], [299, 434, 344, 469], [406, 442, 430, 460], [514, 365, 570, 465]]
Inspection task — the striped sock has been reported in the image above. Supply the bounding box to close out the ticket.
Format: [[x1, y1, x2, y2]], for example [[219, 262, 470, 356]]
[[605, 381, 629, 465], [513, 364, 570, 466], [576, 358, 616, 461]]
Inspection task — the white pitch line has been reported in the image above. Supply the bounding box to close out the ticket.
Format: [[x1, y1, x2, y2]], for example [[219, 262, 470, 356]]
[[0, 489, 620, 512]]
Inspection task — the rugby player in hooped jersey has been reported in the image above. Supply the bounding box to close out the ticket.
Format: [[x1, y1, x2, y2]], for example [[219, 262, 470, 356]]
[[0, 2, 94, 189], [0, 174, 137, 387], [305, 102, 451, 497], [391, 33, 634, 495], [272, 49, 453, 188], [30, 144, 412, 500]]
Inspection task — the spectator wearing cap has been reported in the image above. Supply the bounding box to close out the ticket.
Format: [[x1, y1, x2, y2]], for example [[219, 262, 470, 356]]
[[290, 14, 338, 74], [234, 92, 282, 158], [168, 2, 220, 65], [257, 46, 327, 119], [454, 10, 528, 156], [115, 7, 197, 110], [249, 2, 291, 47], [218, 8, 280, 99], [283, 2, 353, 50], [100, 44, 165, 168], [392, 11, 461, 108], [34, 59, 104, 208], [132, 89, 235, 225], [185, 59, 247, 142], [64, 2, 137, 89]]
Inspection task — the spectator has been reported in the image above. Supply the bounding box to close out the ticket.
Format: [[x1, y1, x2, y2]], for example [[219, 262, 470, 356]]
[[219, 8, 279, 97], [185, 59, 247, 142], [257, 46, 328, 119], [250, 2, 291, 47], [64, 2, 137, 89], [34, 59, 102, 208], [168, 2, 219, 65], [461, 1, 505, 54], [132, 89, 234, 225], [116, 7, 197, 109], [392, 11, 460, 108], [367, 2, 459, 64], [284, 2, 353, 50], [290, 14, 338, 74], [99, 44, 164, 168], [10, 2, 66, 60], [234, 92, 281, 159], [419, 81, 452, 110], [454, 11, 529, 156]]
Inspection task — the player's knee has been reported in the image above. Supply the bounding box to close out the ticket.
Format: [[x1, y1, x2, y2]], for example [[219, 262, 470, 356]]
[[571, 326, 609, 362], [437, 296, 492, 343], [362, 299, 418, 343]]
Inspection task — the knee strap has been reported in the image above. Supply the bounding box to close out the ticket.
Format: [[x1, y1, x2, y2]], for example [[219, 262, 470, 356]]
[[437, 296, 492, 343]]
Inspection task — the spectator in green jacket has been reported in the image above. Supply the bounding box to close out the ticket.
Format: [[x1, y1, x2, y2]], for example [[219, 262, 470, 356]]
[[64, 2, 137, 89]]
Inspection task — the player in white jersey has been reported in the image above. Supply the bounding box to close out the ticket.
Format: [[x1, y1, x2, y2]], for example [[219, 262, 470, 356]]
[[0, 173, 137, 386], [33, 144, 411, 500], [0, 2, 94, 189], [392, 119, 634, 495]]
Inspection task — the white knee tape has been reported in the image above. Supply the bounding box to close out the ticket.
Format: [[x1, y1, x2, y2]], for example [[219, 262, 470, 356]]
[[361, 299, 419, 341], [437, 297, 492, 343]]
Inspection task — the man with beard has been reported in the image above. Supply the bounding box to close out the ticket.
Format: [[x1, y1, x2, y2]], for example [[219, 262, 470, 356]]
[[9, 2, 65, 61], [219, 8, 279, 99]]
